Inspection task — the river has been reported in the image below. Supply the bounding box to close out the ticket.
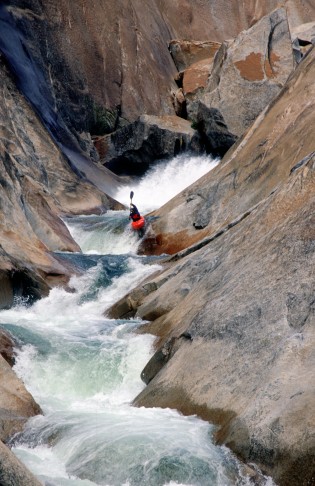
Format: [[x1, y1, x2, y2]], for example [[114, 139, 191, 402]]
[[0, 154, 274, 486]]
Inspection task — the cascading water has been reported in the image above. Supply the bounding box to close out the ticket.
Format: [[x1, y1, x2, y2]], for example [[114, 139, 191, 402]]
[[0, 154, 274, 486]]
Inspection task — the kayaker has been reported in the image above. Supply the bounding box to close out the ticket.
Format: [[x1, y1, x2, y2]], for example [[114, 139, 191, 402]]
[[129, 203, 141, 222], [129, 191, 145, 237]]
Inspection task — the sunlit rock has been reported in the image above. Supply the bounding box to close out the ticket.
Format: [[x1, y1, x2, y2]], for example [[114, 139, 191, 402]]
[[182, 58, 214, 96]]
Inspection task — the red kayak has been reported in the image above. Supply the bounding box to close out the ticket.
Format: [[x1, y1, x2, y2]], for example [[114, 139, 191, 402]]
[[131, 216, 145, 231]]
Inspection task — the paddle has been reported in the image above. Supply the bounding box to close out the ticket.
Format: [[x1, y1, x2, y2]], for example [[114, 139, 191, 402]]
[[130, 191, 134, 210], [129, 191, 134, 220]]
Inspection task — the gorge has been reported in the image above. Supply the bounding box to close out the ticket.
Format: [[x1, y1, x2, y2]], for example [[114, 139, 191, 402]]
[[0, 1, 314, 485]]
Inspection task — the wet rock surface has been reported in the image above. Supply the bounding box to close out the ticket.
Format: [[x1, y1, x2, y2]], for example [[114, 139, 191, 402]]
[[0, 55, 122, 296], [0, 354, 42, 443], [101, 115, 201, 175], [0, 328, 16, 367], [0, 439, 42, 486]]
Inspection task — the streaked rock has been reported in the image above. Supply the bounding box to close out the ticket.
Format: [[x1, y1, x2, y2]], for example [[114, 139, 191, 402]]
[[0, 328, 16, 367], [0, 57, 123, 298]]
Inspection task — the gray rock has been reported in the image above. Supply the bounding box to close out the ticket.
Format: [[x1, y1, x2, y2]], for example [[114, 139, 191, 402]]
[[102, 115, 201, 175], [189, 102, 238, 158], [291, 21, 315, 45], [0, 440, 42, 486], [197, 7, 295, 137], [286, 286, 315, 330], [133, 154, 315, 485], [0, 355, 42, 442]]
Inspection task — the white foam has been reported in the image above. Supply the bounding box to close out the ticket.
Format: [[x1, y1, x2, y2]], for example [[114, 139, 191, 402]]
[[114, 153, 219, 212]]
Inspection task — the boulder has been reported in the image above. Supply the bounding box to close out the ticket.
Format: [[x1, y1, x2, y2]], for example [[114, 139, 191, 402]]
[[102, 115, 201, 175], [171, 87, 187, 118], [0, 328, 16, 367], [0, 440, 42, 486], [291, 22, 315, 62], [0, 355, 41, 442], [291, 21, 315, 44], [189, 102, 238, 157], [193, 7, 295, 137], [182, 58, 213, 96], [169, 40, 221, 72]]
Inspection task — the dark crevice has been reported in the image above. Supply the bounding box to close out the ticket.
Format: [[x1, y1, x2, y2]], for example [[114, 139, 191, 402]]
[[169, 203, 260, 262]]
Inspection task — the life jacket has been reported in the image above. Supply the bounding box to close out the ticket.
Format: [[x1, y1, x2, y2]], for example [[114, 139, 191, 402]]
[[131, 213, 141, 221]]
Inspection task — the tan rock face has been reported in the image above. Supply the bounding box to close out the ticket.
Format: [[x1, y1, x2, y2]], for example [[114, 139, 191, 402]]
[[234, 51, 281, 81], [119, 42, 315, 486], [2, 0, 314, 136], [148, 45, 315, 256], [182, 59, 214, 96], [292, 21, 315, 43], [169, 40, 221, 72], [134, 153, 315, 485]]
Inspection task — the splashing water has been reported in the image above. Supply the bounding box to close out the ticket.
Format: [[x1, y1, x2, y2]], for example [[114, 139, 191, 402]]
[[114, 153, 219, 213], [64, 212, 142, 255], [0, 155, 275, 486], [63, 154, 219, 255]]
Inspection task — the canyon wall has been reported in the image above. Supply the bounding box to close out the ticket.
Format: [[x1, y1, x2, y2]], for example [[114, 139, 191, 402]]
[[0, 2, 314, 484]]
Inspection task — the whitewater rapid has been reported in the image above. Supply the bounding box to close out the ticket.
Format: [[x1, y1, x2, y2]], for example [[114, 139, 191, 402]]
[[114, 153, 219, 212], [0, 154, 274, 486]]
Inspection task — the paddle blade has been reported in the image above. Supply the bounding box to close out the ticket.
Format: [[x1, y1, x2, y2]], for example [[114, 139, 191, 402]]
[[130, 191, 134, 200]]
